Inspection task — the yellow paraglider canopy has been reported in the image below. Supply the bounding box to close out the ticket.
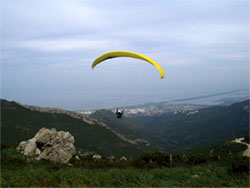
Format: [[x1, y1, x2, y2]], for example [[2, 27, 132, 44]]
[[91, 51, 165, 79]]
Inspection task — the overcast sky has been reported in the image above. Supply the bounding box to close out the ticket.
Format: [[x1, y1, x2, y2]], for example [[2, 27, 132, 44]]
[[1, 0, 249, 110]]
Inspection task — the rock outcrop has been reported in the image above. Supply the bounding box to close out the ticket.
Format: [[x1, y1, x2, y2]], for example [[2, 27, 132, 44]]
[[17, 128, 76, 163]]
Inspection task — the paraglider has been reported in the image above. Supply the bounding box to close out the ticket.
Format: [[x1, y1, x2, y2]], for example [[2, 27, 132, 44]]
[[91, 51, 165, 118], [91, 51, 165, 79], [116, 108, 124, 119]]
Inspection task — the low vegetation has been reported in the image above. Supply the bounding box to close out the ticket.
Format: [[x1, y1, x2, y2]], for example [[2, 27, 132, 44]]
[[243, 134, 249, 144], [1, 142, 249, 187]]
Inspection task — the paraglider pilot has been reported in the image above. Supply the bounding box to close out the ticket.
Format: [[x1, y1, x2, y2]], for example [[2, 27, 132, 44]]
[[116, 108, 124, 119]]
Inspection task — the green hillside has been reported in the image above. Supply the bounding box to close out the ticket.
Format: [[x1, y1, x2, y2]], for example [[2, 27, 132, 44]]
[[90, 109, 175, 151], [1, 99, 249, 187], [132, 100, 249, 152], [1, 99, 249, 156], [1, 99, 153, 158], [187, 137, 248, 157]]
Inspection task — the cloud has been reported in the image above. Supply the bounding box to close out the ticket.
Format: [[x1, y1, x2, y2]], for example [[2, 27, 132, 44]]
[[20, 38, 119, 52], [1, 0, 104, 37], [1, 0, 249, 109]]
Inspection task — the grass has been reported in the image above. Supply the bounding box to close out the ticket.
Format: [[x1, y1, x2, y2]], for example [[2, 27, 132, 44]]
[[1, 143, 249, 187], [2, 163, 249, 187]]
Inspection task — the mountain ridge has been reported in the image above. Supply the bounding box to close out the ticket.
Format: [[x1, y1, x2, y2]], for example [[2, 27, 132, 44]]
[[12, 100, 150, 146], [1, 99, 249, 156], [1, 99, 156, 157], [132, 100, 249, 152]]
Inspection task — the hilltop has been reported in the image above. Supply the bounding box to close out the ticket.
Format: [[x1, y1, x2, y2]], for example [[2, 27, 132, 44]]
[[1, 99, 157, 158]]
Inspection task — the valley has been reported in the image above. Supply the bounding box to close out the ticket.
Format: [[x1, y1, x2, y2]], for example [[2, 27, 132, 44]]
[[1, 98, 249, 156]]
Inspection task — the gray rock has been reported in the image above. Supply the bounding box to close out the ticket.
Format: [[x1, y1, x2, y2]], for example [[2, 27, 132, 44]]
[[17, 127, 76, 163], [192, 175, 200, 178], [17, 141, 27, 152], [93, 154, 102, 160], [120, 156, 127, 161], [23, 138, 37, 156], [34, 128, 51, 143], [35, 148, 41, 155]]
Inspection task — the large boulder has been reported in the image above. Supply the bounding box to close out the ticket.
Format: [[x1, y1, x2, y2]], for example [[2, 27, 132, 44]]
[[17, 127, 76, 163], [23, 138, 37, 156]]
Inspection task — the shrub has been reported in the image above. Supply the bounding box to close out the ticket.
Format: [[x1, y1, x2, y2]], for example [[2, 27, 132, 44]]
[[243, 135, 249, 144], [1, 142, 14, 149], [69, 155, 132, 169], [134, 152, 171, 168], [186, 153, 209, 165], [172, 153, 187, 163], [230, 156, 249, 174], [133, 158, 148, 168]]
